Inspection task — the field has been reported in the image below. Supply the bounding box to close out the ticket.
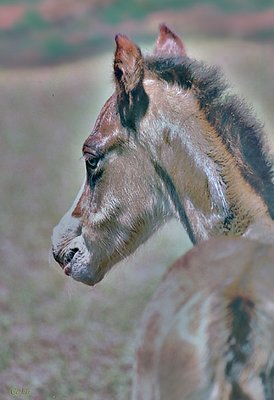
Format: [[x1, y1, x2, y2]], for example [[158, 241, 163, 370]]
[[1, 38, 274, 399], [1, 1, 274, 68]]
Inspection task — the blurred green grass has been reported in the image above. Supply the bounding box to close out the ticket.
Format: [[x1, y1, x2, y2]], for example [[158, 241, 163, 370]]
[[98, 0, 274, 24], [0, 38, 274, 399]]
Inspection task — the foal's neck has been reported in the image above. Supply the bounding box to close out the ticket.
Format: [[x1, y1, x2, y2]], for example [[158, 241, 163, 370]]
[[172, 155, 266, 242], [176, 106, 273, 241], [145, 83, 273, 243]]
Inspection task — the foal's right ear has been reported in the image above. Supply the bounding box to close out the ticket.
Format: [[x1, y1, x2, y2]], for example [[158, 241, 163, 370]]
[[114, 34, 149, 130], [154, 23, 186, 57]]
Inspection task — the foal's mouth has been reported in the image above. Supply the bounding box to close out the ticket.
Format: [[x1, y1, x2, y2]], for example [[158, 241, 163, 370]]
[[52, 246, 104, 286]]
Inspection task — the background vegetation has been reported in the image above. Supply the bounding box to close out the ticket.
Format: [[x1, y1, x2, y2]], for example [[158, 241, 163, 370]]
[[1, 0, 274, 67]]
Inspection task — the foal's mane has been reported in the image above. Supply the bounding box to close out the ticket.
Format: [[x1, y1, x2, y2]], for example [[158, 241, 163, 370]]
[[145, 55, 274, 219]]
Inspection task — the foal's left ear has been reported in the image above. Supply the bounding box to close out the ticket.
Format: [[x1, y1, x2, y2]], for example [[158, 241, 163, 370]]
[[114, 34, 148, 129]]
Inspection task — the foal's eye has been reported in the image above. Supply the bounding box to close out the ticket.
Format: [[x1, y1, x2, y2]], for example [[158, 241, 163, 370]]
[[86, 157, 99, 169]]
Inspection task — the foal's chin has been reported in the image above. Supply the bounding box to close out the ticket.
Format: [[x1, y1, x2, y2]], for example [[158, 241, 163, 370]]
[[69, 261, 104, 286]]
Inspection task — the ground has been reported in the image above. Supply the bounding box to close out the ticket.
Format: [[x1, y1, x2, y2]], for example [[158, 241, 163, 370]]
[[0, 38, 274, 399]]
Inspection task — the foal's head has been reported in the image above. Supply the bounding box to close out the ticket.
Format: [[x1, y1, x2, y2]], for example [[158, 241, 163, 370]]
[[52, 24, 274, 285], [52, 25, 184, 285]]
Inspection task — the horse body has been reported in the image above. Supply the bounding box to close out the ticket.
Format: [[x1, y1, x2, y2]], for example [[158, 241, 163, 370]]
[[132, 237, 274, 400], [51, 24, 274, 399]]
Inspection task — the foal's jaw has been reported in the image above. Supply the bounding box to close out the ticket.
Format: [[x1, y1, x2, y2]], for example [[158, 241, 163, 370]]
[[52, 208, 170, 287]]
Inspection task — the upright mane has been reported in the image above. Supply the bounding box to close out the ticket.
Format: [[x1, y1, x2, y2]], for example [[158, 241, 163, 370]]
[[145, 55, 274, 219]]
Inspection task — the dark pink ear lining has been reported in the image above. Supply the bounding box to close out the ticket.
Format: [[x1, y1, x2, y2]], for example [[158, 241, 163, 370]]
[[154, 23, 186, 57]]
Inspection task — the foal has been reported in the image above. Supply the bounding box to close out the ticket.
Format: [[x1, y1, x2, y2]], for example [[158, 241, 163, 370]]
[[52, 24, 274, 399], [52, 25, 274, 286]]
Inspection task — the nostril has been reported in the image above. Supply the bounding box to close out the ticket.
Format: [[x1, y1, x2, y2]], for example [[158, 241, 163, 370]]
[[52, 247, 79, 268], [64, 248, 79, 265]]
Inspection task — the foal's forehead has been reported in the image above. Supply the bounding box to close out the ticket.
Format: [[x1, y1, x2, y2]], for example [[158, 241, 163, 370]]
[[83, 93, 120, 153], [96, 94, 118, 127]]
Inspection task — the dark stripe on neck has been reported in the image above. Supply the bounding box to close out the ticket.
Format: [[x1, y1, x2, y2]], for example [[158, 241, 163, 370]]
[[153, 161, 197, 244]]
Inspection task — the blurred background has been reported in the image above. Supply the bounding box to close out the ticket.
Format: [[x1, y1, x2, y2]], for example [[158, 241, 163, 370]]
[[1, 1, 274, 399]]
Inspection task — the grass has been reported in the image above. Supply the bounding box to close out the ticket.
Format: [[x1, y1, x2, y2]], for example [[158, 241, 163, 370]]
[[2, 1, 274, 69], [98, 0, 274, 24], [0, 38, 274, 399]]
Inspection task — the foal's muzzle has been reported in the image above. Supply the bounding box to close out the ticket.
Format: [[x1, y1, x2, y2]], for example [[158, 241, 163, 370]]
[[52, 247, 79, 276]]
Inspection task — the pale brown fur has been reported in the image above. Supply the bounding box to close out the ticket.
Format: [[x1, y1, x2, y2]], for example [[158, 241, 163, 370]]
[[133, 238, 274, 400]]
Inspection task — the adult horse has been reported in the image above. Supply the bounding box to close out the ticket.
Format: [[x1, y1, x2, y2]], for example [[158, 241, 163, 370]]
[[52, 25, 274, 399]]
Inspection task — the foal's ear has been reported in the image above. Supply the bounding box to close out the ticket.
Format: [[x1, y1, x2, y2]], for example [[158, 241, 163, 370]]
[[154, 23, 186, 57], [114, 34, 148, 130], [114, 34, 144, 93]]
